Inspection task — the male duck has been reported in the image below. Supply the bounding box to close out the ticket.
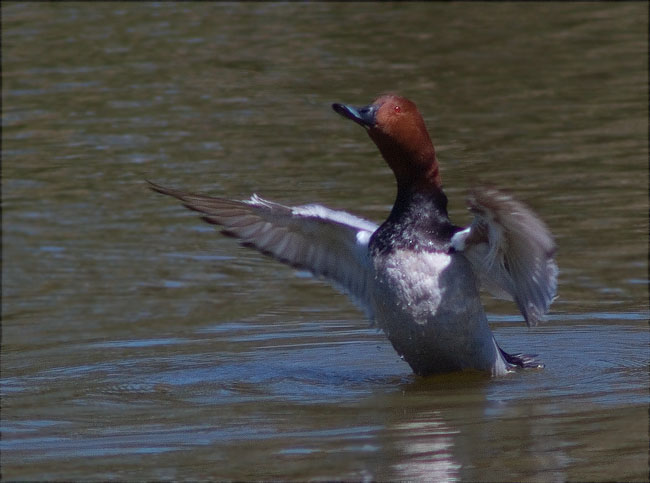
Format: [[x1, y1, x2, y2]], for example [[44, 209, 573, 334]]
[[150, 94, 558, 377]]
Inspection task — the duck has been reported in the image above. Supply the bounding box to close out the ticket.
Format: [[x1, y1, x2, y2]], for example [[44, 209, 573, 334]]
[[149, 94, 558, 377]]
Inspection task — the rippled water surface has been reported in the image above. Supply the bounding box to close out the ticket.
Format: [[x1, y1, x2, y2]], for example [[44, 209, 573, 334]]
[[2, 3, 648, 481]]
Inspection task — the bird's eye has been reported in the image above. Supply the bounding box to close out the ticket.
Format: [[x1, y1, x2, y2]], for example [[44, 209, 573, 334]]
[[394, 105, 401, 113]]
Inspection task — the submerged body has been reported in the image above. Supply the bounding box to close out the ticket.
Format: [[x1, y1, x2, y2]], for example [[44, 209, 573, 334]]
[[151, 94, 557, 377]]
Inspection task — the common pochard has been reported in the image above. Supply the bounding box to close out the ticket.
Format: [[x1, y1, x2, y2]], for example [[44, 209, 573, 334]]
[[150, 94, 558, 377]]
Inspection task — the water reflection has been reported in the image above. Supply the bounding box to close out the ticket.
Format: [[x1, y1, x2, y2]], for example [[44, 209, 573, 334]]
[[356, 373, 575, 481], [390, 413, 460, 481]]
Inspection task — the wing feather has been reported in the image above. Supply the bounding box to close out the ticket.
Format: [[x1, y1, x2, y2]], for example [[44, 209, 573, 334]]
[[148, 181, 379, 320], [451, 187, 558, 326]]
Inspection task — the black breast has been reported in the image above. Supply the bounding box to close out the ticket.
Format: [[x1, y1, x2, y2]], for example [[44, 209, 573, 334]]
[[369, 190, 460, 255]]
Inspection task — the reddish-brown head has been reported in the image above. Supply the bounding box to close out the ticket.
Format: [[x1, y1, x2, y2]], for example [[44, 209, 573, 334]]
[[332, 95, 441, 193]]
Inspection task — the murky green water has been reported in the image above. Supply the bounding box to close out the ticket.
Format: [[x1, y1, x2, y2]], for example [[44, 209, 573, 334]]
[[2, 2, 648, 481]]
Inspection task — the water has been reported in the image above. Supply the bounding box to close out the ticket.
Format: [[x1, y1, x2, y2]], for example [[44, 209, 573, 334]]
[[2, 2, 648, 481]]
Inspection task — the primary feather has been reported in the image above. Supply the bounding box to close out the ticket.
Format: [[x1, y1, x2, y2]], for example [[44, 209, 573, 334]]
[[148, 181, 379, 320]]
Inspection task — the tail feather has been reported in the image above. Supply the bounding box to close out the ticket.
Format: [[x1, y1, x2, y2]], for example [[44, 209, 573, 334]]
[[499, 346, 544, 369]]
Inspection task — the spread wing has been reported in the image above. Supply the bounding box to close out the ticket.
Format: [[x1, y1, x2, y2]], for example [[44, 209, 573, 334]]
[[148, 181, 379, 320], [451, 187, 558, 327]]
